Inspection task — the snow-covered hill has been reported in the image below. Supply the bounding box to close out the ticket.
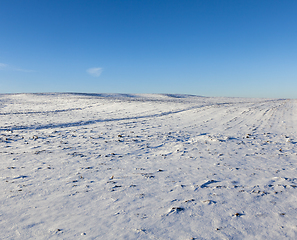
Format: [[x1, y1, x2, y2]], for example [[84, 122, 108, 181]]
[[1, 93, 297, 239]]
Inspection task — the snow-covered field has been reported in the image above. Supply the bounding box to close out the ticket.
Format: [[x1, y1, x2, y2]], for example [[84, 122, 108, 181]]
[[1, 93, 297, 239]]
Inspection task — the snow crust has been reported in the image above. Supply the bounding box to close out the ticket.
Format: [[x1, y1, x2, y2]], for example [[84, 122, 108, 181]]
[[1, 93, 297, 239]]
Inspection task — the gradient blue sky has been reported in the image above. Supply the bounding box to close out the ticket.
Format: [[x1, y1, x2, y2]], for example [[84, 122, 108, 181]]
[[0, 0, 296, 98]]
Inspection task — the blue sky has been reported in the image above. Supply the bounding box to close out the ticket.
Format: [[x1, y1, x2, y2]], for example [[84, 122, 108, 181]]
[[0, 0, 296, 98]]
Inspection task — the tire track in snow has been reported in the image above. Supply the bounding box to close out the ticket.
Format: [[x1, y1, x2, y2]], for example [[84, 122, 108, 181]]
[[0, 107, 83, 116], [0, 103, 233, 131]]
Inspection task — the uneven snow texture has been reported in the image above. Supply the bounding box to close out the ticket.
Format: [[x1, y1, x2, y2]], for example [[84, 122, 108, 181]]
[[1, 93, 297, 239]]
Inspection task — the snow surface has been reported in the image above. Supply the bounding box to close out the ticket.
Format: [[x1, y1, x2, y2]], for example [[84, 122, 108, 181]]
[[1, 93, 297, 239]]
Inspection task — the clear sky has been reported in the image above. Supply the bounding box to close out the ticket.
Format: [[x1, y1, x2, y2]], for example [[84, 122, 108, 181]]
[[0, 0, 296, 98]]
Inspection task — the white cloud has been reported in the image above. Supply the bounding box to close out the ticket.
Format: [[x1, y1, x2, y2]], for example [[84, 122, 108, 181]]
[[14, 68, 36, 73], [87, 67, 103, 77], [0, 63, 8, 70], [0, 63, 35, 72]]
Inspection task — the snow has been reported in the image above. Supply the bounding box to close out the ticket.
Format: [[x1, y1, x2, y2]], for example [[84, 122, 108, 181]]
[[1, 93, 297, 239]]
